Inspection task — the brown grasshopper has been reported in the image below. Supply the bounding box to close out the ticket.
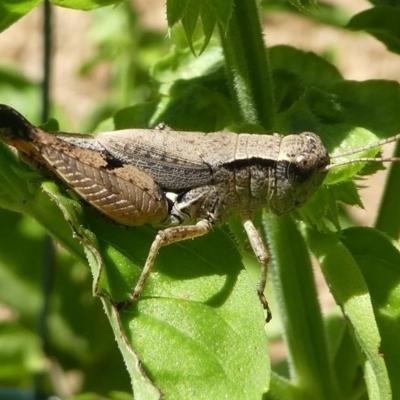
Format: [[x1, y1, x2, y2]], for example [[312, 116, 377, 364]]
[[0, 104, 399, 322]]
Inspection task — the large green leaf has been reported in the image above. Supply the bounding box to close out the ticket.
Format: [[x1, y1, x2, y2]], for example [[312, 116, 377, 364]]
[[305, 227, 393, 400], [367, 0, 400, 7], [0, 0, 41, 33], [347, 6, 400, 55], [149, 43, 233, 131], [341, 227, 400, 399], [166, 0, 233, 54]]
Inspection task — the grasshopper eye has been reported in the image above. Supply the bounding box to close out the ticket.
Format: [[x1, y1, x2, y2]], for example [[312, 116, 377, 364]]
[[287, 155, 316, 184], [295, 155, 311, 170], [296, 154, 306, 165]]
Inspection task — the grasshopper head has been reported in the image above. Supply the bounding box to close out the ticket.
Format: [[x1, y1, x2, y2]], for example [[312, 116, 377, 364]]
[[270, 132, 330, 215]]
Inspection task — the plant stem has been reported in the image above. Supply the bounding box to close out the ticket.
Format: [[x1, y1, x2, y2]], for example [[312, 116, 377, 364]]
[[219, 0, 275, 129], [262, 214, 341, 399], [41, 0, 52, 122], [34, 2, 54, 397]]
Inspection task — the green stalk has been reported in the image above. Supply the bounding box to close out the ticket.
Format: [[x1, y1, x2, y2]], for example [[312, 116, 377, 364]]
[[262, 213, 341, 399], [37, 2, 54, 396], [219, 1, 341, 397], [41, 0, 52, 122], [220, 2, 339, 396], [219, 0, 275, 129]]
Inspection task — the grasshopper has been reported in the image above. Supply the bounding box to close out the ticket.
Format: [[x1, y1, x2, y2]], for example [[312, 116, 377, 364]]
[[0, 104, 399, 322]]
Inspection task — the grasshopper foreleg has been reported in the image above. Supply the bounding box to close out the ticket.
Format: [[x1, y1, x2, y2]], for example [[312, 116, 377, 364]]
[[241, 214, 272, 323], [117, 219, 212, 311]]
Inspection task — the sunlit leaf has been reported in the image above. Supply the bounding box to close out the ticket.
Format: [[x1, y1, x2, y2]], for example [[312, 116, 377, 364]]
[[347, 7, 400, 55], [0, 0, 41, 33]]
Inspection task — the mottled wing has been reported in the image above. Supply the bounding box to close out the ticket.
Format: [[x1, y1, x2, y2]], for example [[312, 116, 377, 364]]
[[96, 129, 215, 190]]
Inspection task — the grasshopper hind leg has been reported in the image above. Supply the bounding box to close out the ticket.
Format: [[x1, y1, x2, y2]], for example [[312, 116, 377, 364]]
[[117, 220, 212, 311]]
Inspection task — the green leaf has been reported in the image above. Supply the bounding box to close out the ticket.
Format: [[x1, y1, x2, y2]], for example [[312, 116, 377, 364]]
[[85, 213, 271, 399], [154, 76, 233, 131], [167, 0, 233, 31], [347, 7, 400, 55], [39, 117, 59, 131], [341, 227, 400, 399], [324, 128, 382, 185], [271, 53, 400, 138], [50, 0, 124, 11], [0, 0, 41, 33], [166, 0, 188, 27], [270, 45, 343, 93], [167, 0, 233, 54], [199, 1, 216, 54], [205, 0, 233, 32], [368, 0, 400, 6], [181, 0, 202, 53], [113, 102, 159, 129], [272, 53, 345, 130], [38, 182, 162, 398], [260, 0, 351, 28], [324, 79, 400, 149], [325, 314, 366, 399], [151, 43, 233, 131], [305, 227, 392, 400], [331, 180, 363, 208], [152, 43, 223, 83], [296, 179, 363, 231]]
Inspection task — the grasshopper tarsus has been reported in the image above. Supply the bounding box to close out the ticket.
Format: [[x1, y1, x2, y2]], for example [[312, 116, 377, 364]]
[[257, 290, 272, 323], [116, 299, 134, 312]]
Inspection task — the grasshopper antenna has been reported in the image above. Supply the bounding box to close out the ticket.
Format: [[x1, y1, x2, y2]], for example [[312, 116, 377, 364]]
[[325, 132, 400, 171]]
